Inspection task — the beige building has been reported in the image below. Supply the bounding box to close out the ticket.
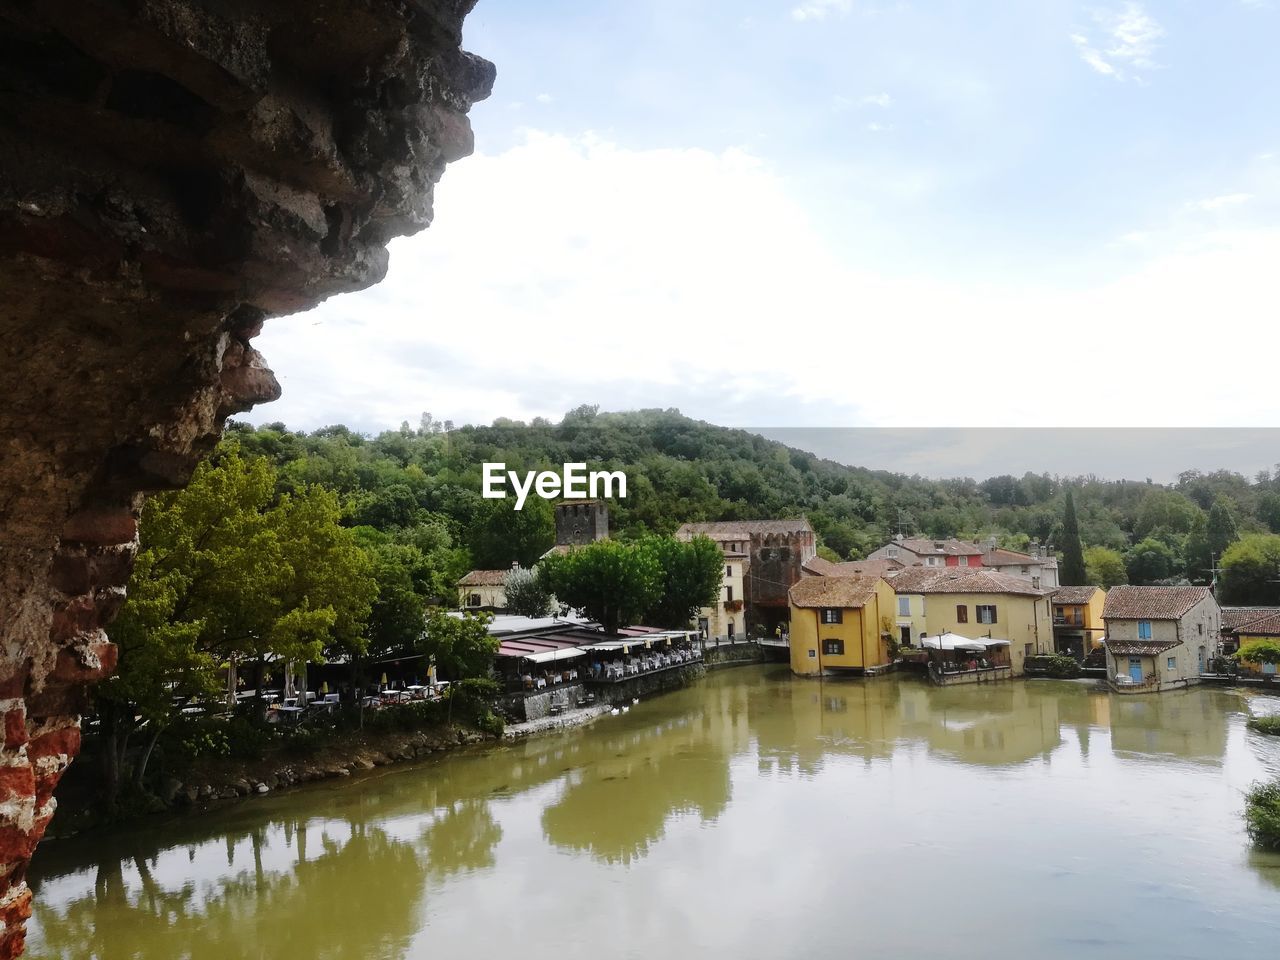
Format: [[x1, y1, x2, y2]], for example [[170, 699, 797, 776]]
[[889, 567, 1053, 676], [698, 544, 748, 641], [456, 569, 508, 610], [1102, 586, 1220, 693]]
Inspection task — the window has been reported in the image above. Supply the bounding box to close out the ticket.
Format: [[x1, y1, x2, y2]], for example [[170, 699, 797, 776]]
[[900, 626, 911, 645], [977, 605, 997, 624], [725, 586, 733, 602], [468, 593, 481, 607], [956, 605, 968, 623], [887, 545, 899, 558], [823, 639, 845, 656], [1025, 643, 1034, 657], [959, 556, 969, 567], [821, 608, 843, 624], [926, 556, 941, 567], [726, 565, 733, 577], [808, 649, 816, 658], [1032, 576, 1041, 589], [897, 596, 911, 616], [1166, 656, 1177, 670], [1138, 620, 1152, 639], [1198, 622, 1204, 635], [727, 622, 735, 638]]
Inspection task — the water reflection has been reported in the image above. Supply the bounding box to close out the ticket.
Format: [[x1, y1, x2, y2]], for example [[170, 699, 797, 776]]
[[26, 670, 1280, 960]]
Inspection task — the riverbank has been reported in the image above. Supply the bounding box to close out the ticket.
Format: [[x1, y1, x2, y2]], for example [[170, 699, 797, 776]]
[[46, 720, 500, 841], [48, 662, 722, 840]]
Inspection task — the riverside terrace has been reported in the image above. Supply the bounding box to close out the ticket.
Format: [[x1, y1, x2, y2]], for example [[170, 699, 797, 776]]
[[481, 616, 703, 721]]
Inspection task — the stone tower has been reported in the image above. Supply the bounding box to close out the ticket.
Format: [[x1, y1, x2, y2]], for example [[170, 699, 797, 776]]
[[555, 501, 609, 546]]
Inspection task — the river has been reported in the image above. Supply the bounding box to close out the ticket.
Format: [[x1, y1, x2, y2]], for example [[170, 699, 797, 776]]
[[25, 667, 1280, 959]]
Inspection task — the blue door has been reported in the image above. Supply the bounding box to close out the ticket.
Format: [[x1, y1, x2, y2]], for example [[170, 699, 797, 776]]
[[1128, 657, 1143, 682]]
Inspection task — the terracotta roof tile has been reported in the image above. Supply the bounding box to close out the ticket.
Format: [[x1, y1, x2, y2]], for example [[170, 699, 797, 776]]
[[1232, 611, 1280, 637], [1106, 639, 1181, 656], [789, 576, 882, 609], [803, 557, 903, 577], [1101, 585, 1212, 621], [1052, 586, 1102, 605], [1221, 607, 1280, 633], [456, 569, 509, 586], [889, 567, 1047, 597], [891, 537, 984, 557]]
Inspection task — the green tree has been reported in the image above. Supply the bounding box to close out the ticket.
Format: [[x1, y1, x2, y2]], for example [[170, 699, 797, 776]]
[[1125, 538, 1177, 584], [467, 496, 555, 568], [1259, 492, 1280, 534], [1183, 511, 1212, 584], [503, 565, 556, 618], [1238, 638, 1280, 666], [1060, 490, 1087, 586], [1208, 495, 1240, 559], [1219, 534, 1280, 605], [101, 446, 376, 797], [420, 609, 498, 721], [643, 535, 724, 629], [1134, 490, 1200, 540], [1084, 545, 1128, 588], [540, 539, 663, 634]]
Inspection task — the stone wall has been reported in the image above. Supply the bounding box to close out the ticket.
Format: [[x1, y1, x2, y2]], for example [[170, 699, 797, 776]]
[[0, 3, 492, 956], [703, 642, 766, 669]]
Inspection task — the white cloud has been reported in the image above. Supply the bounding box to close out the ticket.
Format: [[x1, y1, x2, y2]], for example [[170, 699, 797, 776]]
[[250, 131, 1280, 433], [866, 121, 892, 132], [1191, 192, 1253, 211], [860, 93, 893, 108], [791, 0, 852, 22], [535, 93, 553, 104], [1071, 3, 1164, 81]]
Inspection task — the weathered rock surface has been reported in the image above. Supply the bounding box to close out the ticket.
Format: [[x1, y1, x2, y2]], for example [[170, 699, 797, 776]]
[[0, 2, 492, 955]]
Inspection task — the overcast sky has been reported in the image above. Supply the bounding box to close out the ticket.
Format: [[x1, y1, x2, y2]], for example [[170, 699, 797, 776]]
[[247, 1, 1279, 477]]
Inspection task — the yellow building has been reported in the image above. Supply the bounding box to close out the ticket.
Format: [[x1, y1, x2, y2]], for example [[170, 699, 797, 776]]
[[787, 576, 896, 677], [1051, 585, 1107, 659], [1231, 610, 1280, 677], [890, 567, 1053, 677]]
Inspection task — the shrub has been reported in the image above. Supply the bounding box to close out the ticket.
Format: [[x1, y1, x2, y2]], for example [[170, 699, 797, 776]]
[[1244, 780, 1280, 850], [1247, 715, 1280, 736], [1045, 654, 1083, 679]]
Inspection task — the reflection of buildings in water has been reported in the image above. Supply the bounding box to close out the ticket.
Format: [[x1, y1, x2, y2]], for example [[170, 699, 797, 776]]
[[1107, 688, 1231, 764], [751, 674, 1069, 773], [1052, 684, 1111, 757], [902, 683, 1064, 767], [540, 679, 751, 865]]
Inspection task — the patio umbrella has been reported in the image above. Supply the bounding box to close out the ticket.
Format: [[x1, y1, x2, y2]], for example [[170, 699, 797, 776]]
[[321, 681, 329, 695], [380, 672, 389, 687]]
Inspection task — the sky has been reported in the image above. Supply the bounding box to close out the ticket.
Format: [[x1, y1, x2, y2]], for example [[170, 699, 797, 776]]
[[248, 1, 1280, 477]]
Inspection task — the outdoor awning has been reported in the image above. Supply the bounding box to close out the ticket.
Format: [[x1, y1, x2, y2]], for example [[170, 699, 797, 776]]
[[922, 633, 1004, 652], [522, 647, 588, 664]]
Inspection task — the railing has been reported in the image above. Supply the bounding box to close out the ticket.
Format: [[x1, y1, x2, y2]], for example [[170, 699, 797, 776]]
[[1108, 674, 1161, 692]]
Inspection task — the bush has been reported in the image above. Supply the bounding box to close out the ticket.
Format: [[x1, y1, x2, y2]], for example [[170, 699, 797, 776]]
[[1247, 715, 1280, 736], [1045, 654, 1083, 679], [1244, 780, 1280, 850]]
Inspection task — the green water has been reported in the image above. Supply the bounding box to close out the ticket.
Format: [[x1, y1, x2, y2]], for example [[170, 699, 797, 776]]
[[26, 668, 1280, 959]]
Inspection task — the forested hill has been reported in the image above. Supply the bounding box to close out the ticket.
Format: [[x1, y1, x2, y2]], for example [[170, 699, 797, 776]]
[[227, 407, 1280, 599]]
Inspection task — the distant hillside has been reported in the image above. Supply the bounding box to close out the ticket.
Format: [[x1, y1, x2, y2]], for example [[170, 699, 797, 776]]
[[228, 407, 1280, 584]]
